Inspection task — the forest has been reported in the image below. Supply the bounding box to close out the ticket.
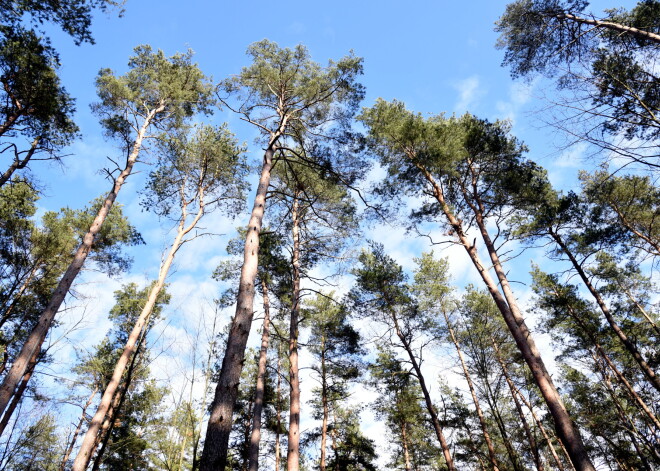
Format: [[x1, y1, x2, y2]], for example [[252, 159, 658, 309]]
[[0, 0, 658, 470]]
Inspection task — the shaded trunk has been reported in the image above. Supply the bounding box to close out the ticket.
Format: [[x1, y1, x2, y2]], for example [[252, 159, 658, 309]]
[[512, 383, 566, 471], [391, 314, 456, 470], [442, 309, 500, 471], [247, 280, 272, 471], [0, 106, 162, 427], [201, 140, 279, 471], [400, 419, 412, 471], [287, 193, 302, 471], [0, 346, 38, 436], [409, 158, 593, 470], [60, 386, 99, 471], [550, 229, 660, 392], [73, 181, 203, 471], [275, 354, 282, 471], [320, 339, 328, 471], [491, 338, 544, 471]]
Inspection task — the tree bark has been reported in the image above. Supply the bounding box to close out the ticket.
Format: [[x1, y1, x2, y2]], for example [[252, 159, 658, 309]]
[[0, 345, 39, 436], [247, 280, 272, 471], [400, 418, 413, 471], [201, 135, 280, 470], [442, 309, 500, 471], [391, 314, 456, 471], [409, 158, 595, 471], [491, 339, 544, 471], [550, 229, 660, 392], [0, 106, 162, 428], [73, 180, 202, 471], [550, 11, 660, 45], [320, 344, 328, 471], [60, 386, 98, 471], [287, 192, 302, 471]]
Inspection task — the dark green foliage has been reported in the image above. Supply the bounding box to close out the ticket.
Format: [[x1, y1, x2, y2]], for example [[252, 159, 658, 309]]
[[2, 413, 61, 470], [0, 0, 123, 45], [93, 45, 214, 145], [496, 1, 660, 162]]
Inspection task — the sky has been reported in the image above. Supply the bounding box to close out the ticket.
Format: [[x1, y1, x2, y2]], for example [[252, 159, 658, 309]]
[[17, 0, 639, 466]]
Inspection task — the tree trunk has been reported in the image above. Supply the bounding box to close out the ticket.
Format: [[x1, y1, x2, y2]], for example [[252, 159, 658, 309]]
[[201, 139, 279, 471], [411, 159, 595, 471], [549, 230, 660, 392], [400, 419, 413, 471], [320, 348, 328, 471], [60, 386, 98, 471], [73, 184, 202, 471], [391, 315, 456, 471], [275, 353, 282, 471], [491, 338, 544, 471], [513, 384, 566, 471], [247, 280, 272, 471], [442, 309, 500, 471], [0, 106, 161, 428], [551, 11, 660, 45], [287, 192, 302, 471], [558, 295, 660, 432], [0, 345, 39, 436]]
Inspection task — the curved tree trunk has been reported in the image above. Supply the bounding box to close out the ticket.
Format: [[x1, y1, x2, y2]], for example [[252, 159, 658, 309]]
[[0, 106, 162, 428], [247, 280, 272, 471]]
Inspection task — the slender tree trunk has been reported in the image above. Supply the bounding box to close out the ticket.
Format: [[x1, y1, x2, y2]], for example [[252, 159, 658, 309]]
[[0, 106, 162, 428], [60, 386, 98, 471], [442, 309, 500, 471], [287, 192, 302, 471], [400, 419, 413, 471], [92, 327, 148, 471], [558, 295, 660, 432], [617, 281, 660, 337], [481, 369, 524, 471], [247, 280, 272, 471], [391, 315, 456, 471], [512, 384, 566, 471], [331, 403, 339, 471], [420, 163, 594, 471], [73, 188, 202, 471], [275, 353, 282, 471], [0, 345, 38, 436], [550, 230, 660, 392], [201, 134, 281, 470], [320, 340, 328, 471], [491, 338, 544, 471]]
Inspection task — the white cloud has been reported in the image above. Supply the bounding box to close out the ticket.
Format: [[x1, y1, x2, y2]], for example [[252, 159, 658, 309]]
[[453, 75, 484, 114]]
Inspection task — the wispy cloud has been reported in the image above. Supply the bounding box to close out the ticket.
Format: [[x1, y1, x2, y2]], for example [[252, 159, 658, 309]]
[[453, 75, 484, 114]]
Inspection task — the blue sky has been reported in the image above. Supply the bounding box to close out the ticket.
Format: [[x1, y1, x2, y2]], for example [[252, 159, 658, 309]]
[[20, 0, 640, 465]]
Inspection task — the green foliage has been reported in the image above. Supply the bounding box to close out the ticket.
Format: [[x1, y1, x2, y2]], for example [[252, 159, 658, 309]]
[[143, 123, 248, 219], [93, 45, 214, 143], [0, 0, 124, 45], [496, 0, 660, 157], [325, 405, 378, 471], [3, 413, 62, 471]]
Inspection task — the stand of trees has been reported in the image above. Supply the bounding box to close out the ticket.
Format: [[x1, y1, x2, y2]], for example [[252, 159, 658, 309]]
[[0, 1, 658, 471]]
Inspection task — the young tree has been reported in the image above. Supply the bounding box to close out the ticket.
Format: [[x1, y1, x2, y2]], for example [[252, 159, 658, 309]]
[[202, 40, 364, 471], [73, 123, 245, 470], [306, 292, 363, 471], [0, 44, 213, 431], [351, 244, 456, 471], [359, 101, 595, 471]]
